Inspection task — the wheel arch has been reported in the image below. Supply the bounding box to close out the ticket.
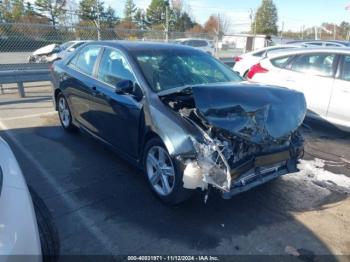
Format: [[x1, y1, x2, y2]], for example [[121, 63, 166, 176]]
[[54, 88, 62, 111]]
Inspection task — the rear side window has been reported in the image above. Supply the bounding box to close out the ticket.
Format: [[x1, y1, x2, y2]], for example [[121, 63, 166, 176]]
[[270, 56, 291, 68], [290, 53, 336, 77], [73, 46, 101, 75], [341, 55, 350, 81], [97, 48, 135, 86], [253, 50, 266, 57]]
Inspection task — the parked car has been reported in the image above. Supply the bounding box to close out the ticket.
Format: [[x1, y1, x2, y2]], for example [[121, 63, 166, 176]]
[[287, 40, 350, 48], [174, 38, 215, 55], [247, 47, 350, 132], [29, 41, 89, 63], [233, 45, 300, 78], [50, 41, 305, 204], [0, 136, 59, 260]]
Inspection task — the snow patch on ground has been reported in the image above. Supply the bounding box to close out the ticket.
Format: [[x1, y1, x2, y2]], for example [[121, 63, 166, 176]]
[[295, 158, 350, 194]]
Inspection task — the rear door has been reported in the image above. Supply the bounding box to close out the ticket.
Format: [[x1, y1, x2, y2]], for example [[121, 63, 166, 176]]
[[63, 45, 102, 130], [278, 53, 337, 118], [327, 54, 350, 126]]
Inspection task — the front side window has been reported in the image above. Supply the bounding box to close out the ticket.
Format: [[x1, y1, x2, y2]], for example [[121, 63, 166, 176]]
[[97, 48, 135, 86], [73, 46, 101, 75], [133, 50, 241, 92], [290, 53, 336, 77]]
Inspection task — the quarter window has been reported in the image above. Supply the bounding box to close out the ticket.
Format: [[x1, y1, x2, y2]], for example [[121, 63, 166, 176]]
[[73, 46, 101, 75], [97, 48, 135, 86], [290, 53, 336, 77], [271, 56, 291, 68]]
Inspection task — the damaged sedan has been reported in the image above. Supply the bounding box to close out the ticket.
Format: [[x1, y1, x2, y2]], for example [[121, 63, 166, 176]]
[[51, 41, 306, 204]]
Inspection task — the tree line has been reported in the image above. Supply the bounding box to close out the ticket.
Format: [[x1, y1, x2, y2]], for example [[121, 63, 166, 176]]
[[0, 0, 229, 35]]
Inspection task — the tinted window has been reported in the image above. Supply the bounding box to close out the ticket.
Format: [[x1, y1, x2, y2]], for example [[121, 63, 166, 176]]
[[74, 46, 101, 75], [341, 55, 350, 81], [290, 53, 336, 77], [326, 43, 341, 47], [97, 48, 135, 86], [191, 40, 208, 47], [133, 50, 241, 92], [271, 56, 291, 68], [306, 42, 323, 46]]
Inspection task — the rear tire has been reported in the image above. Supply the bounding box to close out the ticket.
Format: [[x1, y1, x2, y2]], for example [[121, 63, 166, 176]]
[[57, 93, 77, 132], [143, 138, 193, 205]]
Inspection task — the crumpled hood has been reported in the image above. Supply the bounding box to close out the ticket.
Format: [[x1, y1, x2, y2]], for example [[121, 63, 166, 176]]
[[192, 83, 307, 144], [33, 44, 58, 56]]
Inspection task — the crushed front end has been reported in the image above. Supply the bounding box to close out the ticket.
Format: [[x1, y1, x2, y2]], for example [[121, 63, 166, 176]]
[[160, 83, 306, 199]]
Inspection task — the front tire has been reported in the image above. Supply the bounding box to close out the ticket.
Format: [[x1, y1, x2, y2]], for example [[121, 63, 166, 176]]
[[143, 138, 193, 205], [57, 93, 77, 132]]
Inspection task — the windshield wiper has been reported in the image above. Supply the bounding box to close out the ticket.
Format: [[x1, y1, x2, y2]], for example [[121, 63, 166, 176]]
[[157, 85, 193, 97]]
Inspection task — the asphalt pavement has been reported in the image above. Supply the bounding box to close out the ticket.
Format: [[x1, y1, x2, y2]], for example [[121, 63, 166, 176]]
[[0, 83, 350, 259]]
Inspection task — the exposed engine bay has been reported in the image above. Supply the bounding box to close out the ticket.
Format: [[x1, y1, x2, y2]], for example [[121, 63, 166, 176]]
[[160, 84, 306, 195]]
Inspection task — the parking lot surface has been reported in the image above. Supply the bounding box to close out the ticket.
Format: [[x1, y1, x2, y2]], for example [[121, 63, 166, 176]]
[[0, 83, 350, 258]]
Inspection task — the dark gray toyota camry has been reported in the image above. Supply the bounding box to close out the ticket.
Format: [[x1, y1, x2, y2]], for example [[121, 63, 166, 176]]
[[51, 41, 306, 205]]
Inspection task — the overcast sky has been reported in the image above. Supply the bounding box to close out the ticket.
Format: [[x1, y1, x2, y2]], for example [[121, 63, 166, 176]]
[[104, 0, 350, 33]]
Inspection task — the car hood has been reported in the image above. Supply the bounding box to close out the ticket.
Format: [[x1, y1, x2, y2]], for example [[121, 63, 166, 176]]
[[33, 44, 57, 56], [191, 83, 307, 144]]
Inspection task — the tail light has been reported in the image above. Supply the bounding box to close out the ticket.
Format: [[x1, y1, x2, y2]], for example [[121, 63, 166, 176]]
[[234, 56, 242, 62], [247, 63, 269, 79]]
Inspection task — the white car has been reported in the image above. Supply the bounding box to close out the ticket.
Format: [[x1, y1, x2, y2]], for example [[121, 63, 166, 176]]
[[0, 137, 59, 260], [247, 47, 350, 132], [29, 41, 88, 63], [233, 45, 299, 78], [174, 38, 215, 55]]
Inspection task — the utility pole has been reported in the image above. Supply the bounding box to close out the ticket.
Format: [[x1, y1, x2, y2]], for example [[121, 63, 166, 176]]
[[165, 4, 169, 42], [301, 25, 305, 39], [334, 23, 337, 40], [280, 21, 284, 42], [95, 0, 101, 40]]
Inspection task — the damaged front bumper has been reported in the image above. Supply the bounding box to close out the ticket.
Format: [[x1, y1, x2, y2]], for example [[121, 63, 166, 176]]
[[182, 135, 303, 199], [222, 150, 300, 199]]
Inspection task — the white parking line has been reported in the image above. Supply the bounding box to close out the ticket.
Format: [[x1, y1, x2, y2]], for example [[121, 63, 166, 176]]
[[0, 111, 57, 121], [0, 119, 118, 254]]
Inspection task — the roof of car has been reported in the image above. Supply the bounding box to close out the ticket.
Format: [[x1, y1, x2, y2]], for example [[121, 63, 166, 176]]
[[265, 47, 350, 59], [84, 40, 202, 52], [287, 40, 350, 46]]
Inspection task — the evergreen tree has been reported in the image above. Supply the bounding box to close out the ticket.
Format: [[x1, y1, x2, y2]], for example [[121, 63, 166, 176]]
[[78, 0, 104, 21], [35, 0, 66, 26], [103, 5, 119, 27], [134, 8, 149, 29], [253, 0, 278, 35], [123, 0, 136, 22], [146, 0, 168, 26]]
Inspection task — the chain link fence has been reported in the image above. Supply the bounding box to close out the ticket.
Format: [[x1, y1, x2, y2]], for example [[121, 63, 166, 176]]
[[0, 22, 251, 69]]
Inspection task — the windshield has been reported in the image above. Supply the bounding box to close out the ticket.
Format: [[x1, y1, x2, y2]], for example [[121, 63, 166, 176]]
[[59, 41, 75, 51], [132, 49, 242, 92]]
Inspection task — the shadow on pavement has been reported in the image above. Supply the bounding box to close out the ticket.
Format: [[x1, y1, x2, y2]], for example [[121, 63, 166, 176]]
[[0, 122, 347, 258]]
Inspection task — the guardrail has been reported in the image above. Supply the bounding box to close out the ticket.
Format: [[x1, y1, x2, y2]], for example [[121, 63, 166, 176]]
[[0, 63, 51, 98]]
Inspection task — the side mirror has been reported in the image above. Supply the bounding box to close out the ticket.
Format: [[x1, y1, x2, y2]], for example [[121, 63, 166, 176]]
[[68, 47, 75, 52], [115, 79, 134, 94]]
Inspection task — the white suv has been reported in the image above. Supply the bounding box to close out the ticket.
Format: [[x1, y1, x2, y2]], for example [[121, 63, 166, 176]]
[[175, 38, 215, 55], [247, 47, 350, 132]]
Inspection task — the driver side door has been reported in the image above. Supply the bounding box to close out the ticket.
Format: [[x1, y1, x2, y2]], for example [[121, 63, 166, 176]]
[[89, 47, 143, 159]]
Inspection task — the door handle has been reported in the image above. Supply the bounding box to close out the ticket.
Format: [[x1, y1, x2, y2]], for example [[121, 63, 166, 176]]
[[286, 77, 295, 82], [342, 88, 349, 93], [91, 86, 99, 96]]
